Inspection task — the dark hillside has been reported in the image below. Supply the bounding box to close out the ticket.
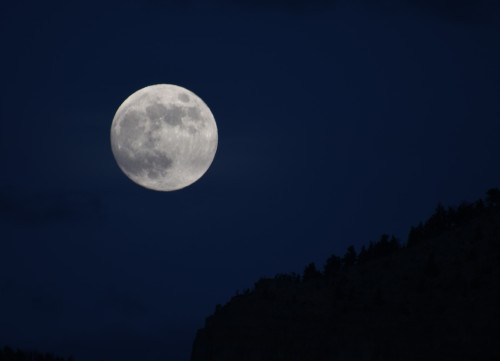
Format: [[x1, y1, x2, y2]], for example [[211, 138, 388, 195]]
[[191, 190, 500, 361]]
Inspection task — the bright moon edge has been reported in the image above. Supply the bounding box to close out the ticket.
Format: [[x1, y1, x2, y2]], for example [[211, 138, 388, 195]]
[[110, 84, 218, 192]]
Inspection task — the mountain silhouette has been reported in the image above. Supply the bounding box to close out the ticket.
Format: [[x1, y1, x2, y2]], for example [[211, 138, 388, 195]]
[[191, 189, 500, 361]]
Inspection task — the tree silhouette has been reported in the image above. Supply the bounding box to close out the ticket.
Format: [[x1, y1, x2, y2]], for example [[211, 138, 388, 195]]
[[358, 245, 368, 264], [425, 203, 448, 236], [191, 187, 500, 361], [303, 262, 321, 281], [407, 222, 425, 247], [424, 253, 440, 278], [324, 254, 341, 277], [406, 189, 498, 247], [342, 245, 357, 269], [358, 235, 400, 264], [486, 188, 500, 207]]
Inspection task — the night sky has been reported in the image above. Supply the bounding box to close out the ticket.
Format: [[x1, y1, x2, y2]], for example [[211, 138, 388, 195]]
[[1, 1, 500, 360]]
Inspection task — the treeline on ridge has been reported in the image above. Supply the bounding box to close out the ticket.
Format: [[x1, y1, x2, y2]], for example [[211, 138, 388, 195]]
[[236, 188, 500, 297]]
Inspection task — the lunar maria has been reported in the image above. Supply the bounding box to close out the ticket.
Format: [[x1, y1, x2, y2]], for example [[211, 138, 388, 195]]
[[110, 84, 218, 191]]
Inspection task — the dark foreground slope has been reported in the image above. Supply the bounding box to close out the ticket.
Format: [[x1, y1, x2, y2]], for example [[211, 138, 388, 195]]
[[191, 194, 500, 361]]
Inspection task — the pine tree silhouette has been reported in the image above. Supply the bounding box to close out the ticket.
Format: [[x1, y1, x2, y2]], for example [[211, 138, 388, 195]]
[[342, 245, 357, 269], [302, 262, 321, 281]]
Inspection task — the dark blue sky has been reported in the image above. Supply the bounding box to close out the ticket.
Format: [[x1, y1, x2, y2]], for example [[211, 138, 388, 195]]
[[1, 1, 500, 360]]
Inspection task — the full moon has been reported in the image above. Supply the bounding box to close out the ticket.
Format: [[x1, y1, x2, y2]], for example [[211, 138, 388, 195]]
[[110, 84, 218, 191]]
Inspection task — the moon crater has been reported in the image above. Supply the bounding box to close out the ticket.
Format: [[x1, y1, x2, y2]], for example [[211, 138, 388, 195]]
[[110, 84, 218, 191]]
